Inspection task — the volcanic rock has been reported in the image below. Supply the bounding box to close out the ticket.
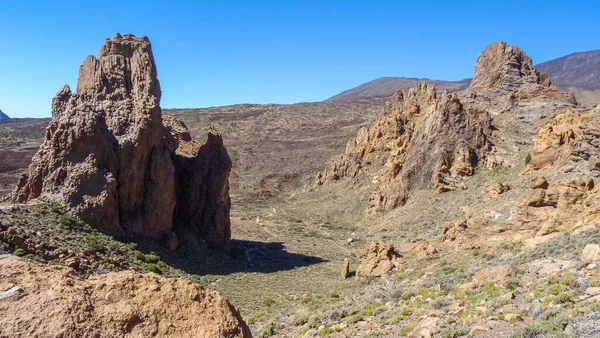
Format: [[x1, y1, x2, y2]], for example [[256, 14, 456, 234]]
[[355, 240, 404, 278], [582, 244, 600, 263], [469, 41, 551, 92], [9, 34, 232, 250], [0, 255, 251, 337], [316, 83, 494, 213]]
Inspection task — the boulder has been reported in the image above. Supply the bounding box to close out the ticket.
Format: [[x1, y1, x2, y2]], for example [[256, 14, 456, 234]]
[[341, 258, 351, 280], [0, 255, 251, 337], [439, 220, 469, 242], [582, 244, 600, 263], [355, 240, 405, 278], [473, 265, 512, 285], [9, 34, 232, 251]]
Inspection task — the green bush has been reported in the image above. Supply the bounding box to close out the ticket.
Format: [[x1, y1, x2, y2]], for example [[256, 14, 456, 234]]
[[263, 298, 275, 307], [12, 248, 26, 257], [441, 327, 470, 338], [555, 291, 574, 304], [133, 250, 144, 260], [525, 152, 532, 165], [146, 263, 161, 273], [547, 283, 566, 296], [86, 234, 103, 251], [292, 310, 310, 325], [510, 309, 571, 338], [144, 254, 159, 264], [257, 320, 277, 338]]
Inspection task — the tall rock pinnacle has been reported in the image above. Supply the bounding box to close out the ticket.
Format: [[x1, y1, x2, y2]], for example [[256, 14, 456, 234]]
[[469, 41, 552, 92], [11, 33, 232, 251]]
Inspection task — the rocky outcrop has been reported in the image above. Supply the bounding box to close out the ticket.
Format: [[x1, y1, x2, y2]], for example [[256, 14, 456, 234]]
[[355, 240, 404, 278], [525, 109, 600, 173], [469, 41, 551, 92], [510, 177, 597, 237], [0, 255, 251, 338], [316, 83, 494, 213], [9, 34, 232, 251]]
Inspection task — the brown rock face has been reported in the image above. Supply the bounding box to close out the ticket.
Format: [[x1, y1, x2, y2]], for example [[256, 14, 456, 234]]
[[340, 258, 351, 280], [316, 82, 494, 213], [10, 34, 232, 250], [469, 41, 551, 92], [0, 255, 251, 338], [355, 240, 404, 278]]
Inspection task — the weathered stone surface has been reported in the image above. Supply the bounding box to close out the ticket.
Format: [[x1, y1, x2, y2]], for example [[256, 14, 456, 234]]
[[9, 34, 232, 250], [473, 265, 512, 284], [484, 182, 510, 198], [439, 220, 469, 242], [355, 240, 404, 278], [316, 82, 494, 214], [470, 41, 551, 92], [0, 255, 251, 337], [341, 258, 351, 280], [582, 244, 600, 263]]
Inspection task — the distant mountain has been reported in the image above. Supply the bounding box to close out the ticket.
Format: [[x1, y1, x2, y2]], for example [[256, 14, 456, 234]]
[[0, 110, 8, 119], [326, 50, 600, 107], [325, 77, 471, 104], [535, 50, 600, 107], [536, 50, 600, 90]]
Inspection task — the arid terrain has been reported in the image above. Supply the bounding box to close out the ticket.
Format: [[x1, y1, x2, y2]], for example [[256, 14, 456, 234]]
[[1, 36, 600, 338]]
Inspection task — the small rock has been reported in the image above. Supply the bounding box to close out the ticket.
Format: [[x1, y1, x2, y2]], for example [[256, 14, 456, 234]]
[[340, 258, 351, 280], [582, 244, 600, 263], [586, 287, 600, 296], [505, 314, 522, 322], [471, 325, 488, 333]]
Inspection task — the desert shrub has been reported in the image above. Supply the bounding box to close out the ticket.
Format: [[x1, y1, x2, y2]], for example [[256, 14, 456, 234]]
[[505, 277, 520, 291], [548, 283, 566, 296], [441, 327, 470, 338], [318, 327, 334, 337], [399, 323, 419, 337], [263, 298, 275, 307], [292, 309, 310, 325], [12, 248, 25, 257], [156, 260, 169, 273], [257, 319, 277, 338], [133, 250, 144, 260], [555, 291, 575, 304], [86, 234, 103, 251], [144, 253, 159, 264], [525, 152, 532, 165], [145, 263, 160, 273], [510, 309, 571, 338], [432, 296, 451, 310]]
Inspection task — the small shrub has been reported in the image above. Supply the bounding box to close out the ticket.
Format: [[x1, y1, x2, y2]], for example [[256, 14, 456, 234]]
[[505, 278, 520, 291], [12, 248, 26, 257], [86, 234, 103, 251], [555, 291, 575, 304], [133, 250, 144, 260], [525, 152, 532, 165], [400, 323, 419, 337], [144, 254, 159, 264], [156, 260, 169, 273], [263, 298, 275, 307], [441, 327, 470, 338], [510, 309, 571, 338], [257, 319, 277, 338], [292, 310, 310, 325], [318, 327, 334, 337], [145, 263, 160, 273], [547, 283, 566, 296]]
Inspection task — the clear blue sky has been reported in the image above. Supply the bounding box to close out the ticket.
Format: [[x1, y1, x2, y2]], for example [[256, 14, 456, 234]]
[[1, 1, 598, 118]]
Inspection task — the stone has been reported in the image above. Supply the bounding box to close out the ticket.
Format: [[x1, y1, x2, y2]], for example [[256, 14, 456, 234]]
[[586, 287, 600, 296], [485, 182, 510, 198], [316, 82, 494, 214], [470, 41, 550, 92], [473, 265, 512, 284], [531, 176, 549, 190], [0, 255, 250, 337], [582, 244, 600, 263], [341, 258, 351, 280], [355, 240, 405, 278], [527, 259, 577, 275], [505, 313, 523, 322], [440, 220, 469, 242], [9, 34, 232, 251]]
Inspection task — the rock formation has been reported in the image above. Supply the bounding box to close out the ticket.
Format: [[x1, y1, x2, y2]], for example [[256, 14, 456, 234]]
[[469, 41, 551, 92], [316, 82, 494, 213], [0, 255, 251, 338], [340, 258, 351, 280], [9, 34, 232, 251], [525, 109, 600, 173], [355, 240, 404, 278]]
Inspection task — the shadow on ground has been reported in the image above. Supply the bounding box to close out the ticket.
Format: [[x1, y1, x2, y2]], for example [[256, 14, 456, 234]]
[[130, 235, 327, 277]]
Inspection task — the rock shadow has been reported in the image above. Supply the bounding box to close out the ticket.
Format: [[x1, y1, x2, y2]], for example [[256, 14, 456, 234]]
[[130, 236, 327, 276]]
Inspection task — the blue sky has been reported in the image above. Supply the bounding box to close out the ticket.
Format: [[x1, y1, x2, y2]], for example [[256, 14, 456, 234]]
[[1, 1, 598, 118]]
